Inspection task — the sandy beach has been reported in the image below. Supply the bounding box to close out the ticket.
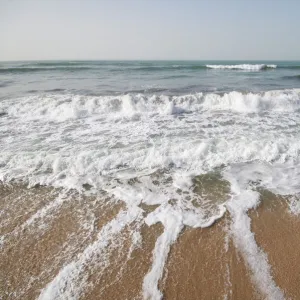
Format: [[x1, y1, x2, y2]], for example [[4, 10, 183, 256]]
[[1, 183, 300, 299]]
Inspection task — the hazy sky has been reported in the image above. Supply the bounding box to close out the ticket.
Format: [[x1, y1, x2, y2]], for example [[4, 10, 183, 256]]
[[1, 0, 300, 61]]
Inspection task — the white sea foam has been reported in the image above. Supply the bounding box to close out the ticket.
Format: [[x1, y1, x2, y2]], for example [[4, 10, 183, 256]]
[[206, 64, 277, 70], [289, 196, 300, 215], [38, 207, 143, 300], [143, 206, 184, 300], [222, 161, 300, 299], [143, 202, 226, 300], [2, 88, 300, 298], [224, 166, 284, 300], [2, 89, 300, 125]]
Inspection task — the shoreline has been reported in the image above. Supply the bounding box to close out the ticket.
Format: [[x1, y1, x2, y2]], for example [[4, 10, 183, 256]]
[[0, 183, 299, 299]]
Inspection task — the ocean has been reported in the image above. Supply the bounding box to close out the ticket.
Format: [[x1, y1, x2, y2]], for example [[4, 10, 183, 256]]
[[1, 60, 300, 299]]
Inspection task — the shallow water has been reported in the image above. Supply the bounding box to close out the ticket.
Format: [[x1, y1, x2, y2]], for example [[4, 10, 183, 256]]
[[1, 60, 300, 299]]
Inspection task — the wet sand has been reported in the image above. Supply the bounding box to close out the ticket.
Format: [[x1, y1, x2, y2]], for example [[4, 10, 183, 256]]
[[0, 184, 124, 299], [84, 223, 163, 300], [1, 184, 300, 299], [163, 215, 261, 300], [250, 191, 300, 300]]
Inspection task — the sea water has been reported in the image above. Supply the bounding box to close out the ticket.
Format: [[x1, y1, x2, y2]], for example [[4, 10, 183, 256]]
[[1, 60, 300, 299]]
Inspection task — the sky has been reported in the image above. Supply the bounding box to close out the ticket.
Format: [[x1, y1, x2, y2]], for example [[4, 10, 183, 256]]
[[0, 0, 300, 61]]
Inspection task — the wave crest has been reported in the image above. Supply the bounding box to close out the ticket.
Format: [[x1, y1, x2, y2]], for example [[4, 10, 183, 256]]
[[206, 64, 277, 70], [4, 89, 300, 123]]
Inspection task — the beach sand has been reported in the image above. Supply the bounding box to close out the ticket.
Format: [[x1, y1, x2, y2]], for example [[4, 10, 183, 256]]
[[250, 191, 300, 300], [1, 184, 300, 299], [163, 216, 261, 300]]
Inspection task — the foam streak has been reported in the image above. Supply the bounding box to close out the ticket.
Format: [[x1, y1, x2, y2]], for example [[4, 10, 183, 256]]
[[226, 176, 285, 300], [38, 207, 142, 300]]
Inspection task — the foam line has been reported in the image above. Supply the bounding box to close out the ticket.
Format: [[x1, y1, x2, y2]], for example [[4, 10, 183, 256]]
[[225, 172, 285, 300], [143, 206, 184, 300], [38, 207, 142, 300], [143, 202, 226, 300]]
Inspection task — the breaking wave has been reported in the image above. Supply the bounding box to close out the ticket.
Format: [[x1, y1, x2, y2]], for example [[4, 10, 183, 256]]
[[3, 89, 300, 123], [2, 87, 300, 300], [206, 64, 277, 71]]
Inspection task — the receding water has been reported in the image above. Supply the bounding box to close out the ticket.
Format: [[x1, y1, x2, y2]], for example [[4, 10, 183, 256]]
[[1, 60, 300, 299]]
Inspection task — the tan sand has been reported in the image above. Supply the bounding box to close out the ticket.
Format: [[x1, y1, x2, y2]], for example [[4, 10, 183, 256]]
[[250, 190, 300, 300], [83, 223, 163, 300], [163, 215, 262, 300], [2, 183, 300, 300], [0, 184, 124, 299], [0, 183, 59, 236]]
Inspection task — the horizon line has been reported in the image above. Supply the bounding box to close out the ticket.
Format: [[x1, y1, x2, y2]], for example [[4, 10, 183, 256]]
[[1, 59, 300, 63]]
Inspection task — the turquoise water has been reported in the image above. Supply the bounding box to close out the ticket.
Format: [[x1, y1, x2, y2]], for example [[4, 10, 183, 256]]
[[1, 60, 300, 99]]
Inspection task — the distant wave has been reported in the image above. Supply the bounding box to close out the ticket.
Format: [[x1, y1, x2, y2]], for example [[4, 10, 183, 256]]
[[20, 61, 135, 67], [0, 80, 14, 88], [280, 65, 300, 69], [163, 74, 193, 79], [0, 65, 207, 74], [206, 64, 277, 71], [3, 63, 300, 74], [282, 75, 300, 80], [125, 87, 167, 94], [0, 66, 93, 74], [111, 65, 208, 72]]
